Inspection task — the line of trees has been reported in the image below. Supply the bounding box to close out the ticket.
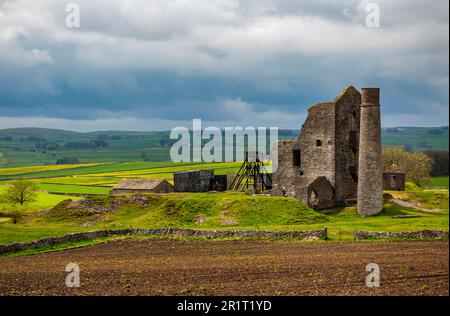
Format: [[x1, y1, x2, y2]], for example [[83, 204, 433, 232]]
[[35, 140, 109, 151], [56, 156, 80, 164], [424, 150, 449, 177]]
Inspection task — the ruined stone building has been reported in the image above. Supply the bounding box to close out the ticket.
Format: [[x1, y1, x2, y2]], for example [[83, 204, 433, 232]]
[[272, 86, 395, 216], [174, 169, 228, 192]]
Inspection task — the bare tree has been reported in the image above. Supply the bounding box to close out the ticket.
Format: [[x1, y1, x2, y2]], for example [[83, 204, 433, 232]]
[[3, 179, 38, 206], [382, 146, 433, 186]]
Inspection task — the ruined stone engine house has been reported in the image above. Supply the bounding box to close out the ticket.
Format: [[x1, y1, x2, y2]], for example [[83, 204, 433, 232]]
[[272, 86, 396, 215]]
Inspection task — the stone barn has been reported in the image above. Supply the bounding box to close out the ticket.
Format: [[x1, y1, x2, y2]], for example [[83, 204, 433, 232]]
[[272, 86, 395, 215], [110, 178, 173, 196]]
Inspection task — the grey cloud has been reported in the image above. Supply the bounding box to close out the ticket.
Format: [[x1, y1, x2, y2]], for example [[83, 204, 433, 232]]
[[0, 0, 448, 130]]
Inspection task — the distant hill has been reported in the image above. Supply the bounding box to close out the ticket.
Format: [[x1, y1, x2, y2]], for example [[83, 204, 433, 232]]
[[0, 126, 448, 168], [0, 128, 82, 137]]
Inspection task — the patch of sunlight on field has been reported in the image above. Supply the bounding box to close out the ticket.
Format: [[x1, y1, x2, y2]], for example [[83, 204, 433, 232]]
[[0, 162, 105, 176], [36, 183, 111, 195], [88, 162, 243, 178], [38, 176, 119, 186], [0, 184, 81, 213]]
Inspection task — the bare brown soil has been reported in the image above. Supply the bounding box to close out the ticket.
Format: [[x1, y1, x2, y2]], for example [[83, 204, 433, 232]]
[[0, 239, 448, 296]]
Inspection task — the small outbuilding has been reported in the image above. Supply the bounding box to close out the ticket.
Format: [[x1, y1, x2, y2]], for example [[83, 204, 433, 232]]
[[110, 178, 173, 196], [173, 169, 215, 192], [383, 172, 406, 191]]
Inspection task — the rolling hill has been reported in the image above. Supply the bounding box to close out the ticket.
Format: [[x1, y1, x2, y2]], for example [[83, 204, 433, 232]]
[[0, 126, 448, 167]]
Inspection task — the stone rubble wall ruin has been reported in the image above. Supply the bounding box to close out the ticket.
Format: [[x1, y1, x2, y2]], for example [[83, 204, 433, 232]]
[[271, 86, 363, 210], [272, 86, 389, 215]]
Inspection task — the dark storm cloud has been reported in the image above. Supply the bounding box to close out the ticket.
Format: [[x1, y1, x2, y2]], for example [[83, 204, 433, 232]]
[[0, 0, 448, 130]]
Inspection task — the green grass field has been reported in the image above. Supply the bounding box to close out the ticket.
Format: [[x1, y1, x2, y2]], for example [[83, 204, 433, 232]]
[[0, 161, 238, 180], [0, 162, 104, 177], [423, 177, 449, 190], [0, 185, 81, 214], [0, 182, 448, 244], [381, 126, 449, 151], [0, 127, 448, 167], [0, 159, 448, 247], [0, 162, 242, 196], [36, 183, 111, 195], [0, 152, 8, 167]]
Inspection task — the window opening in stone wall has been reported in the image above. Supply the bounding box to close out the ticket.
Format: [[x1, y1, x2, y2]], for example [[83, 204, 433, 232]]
[[349, 130, 357, 154], [349, 166, 358, 182], [292, 150, 301, 167]]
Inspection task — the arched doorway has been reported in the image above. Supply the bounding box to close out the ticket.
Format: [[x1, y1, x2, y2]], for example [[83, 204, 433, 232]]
[[307, 177, 335, 210]]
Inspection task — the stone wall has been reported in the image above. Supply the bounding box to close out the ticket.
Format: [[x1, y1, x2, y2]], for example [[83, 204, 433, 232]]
[[174, 170, 214, 192], [354, 229, 448, 240], [272, 103, 337, 207], [271, 86, 363, 210], [271, 139, 302, 197], [271, 86, 387, 214], [299, 103, 336, 193], [0, 228, 327, 254], [334, 86, 361, 205]]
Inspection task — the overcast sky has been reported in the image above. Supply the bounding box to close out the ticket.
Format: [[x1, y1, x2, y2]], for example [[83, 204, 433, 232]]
[[0, 0, 448, 131]]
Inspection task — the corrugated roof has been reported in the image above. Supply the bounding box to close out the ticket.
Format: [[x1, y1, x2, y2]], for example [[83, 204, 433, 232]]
[[113, 178, 166, 190]]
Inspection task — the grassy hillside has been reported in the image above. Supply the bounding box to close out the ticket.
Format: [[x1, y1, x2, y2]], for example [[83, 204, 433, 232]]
[[43, 193, 327, 227], [0, 128, 173, 167], [0, 126, 447, 167], [0, 155, 448, 246], [0, 184, 447, 244]]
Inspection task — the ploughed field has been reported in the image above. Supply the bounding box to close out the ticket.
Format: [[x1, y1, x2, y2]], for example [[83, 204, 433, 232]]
[[0, 239, 448, 296]]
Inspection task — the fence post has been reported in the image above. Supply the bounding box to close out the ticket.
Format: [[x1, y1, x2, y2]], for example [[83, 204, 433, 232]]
[[324, 227, 328, 240]]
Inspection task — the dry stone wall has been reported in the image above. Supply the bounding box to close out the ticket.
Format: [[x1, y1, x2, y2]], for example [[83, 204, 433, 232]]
[[354, 229, 448, 240], [0, 228, 326, 254]]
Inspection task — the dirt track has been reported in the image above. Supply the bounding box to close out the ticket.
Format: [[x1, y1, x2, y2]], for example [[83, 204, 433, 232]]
[[0, 239, 448, 296]]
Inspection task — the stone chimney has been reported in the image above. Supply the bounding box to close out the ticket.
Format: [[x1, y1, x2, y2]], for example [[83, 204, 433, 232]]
[[357, 88, 383, 216]]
